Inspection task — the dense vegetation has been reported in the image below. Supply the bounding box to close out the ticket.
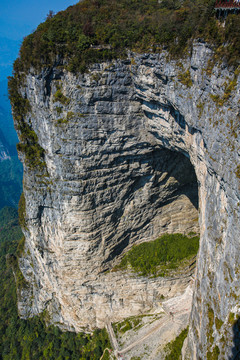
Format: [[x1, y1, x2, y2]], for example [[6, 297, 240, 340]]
[[12, 0, 240, 75], [113, 315, 143, 334], [8, 0, 240, 169], [0, 207, 22, 244], [8, 75, 46, 170], [114, 233, 199, 277], [0, 207, 111, 360], [18, 192, 27, 230], [164, 327, 188, 360]]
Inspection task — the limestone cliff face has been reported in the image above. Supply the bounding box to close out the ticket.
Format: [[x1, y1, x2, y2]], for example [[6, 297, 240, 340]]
[[16, 42, 239, 358]]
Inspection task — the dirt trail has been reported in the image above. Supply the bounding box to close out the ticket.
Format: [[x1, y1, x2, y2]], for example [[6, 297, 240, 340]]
[[100, 348, 112, 360], [105, 285, 193, 359], [120, 315, 171, 354], [106, 322, 121, 359]]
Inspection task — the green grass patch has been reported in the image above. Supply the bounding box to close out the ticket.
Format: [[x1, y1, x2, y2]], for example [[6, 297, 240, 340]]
[[114, 233, 199, 277], [178, 69, 193, 87], [210, 67, 240, 107], [215, 317, 224, 331], [53, 89, 70, 106], [113, 314, 147, 335], [55, 111, 76, 126], [118, 319, 133, 333], [55, 106, 63, 115], [164, 327, 188, 360], [236, 165, 240, 179], [229, 312, 236, 325], [207, 345, 220, 360]]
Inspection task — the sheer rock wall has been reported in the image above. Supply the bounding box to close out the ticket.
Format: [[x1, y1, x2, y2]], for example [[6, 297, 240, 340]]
[[17, 42, 239, 358]]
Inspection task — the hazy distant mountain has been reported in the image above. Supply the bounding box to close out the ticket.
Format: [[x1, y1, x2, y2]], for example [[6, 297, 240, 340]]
[[0, 37, 20, 81], [0, 79, 11, 111], [0, 128, 22, 208], [0, 37, 19, 146], [0, 81, 18, 146], [0, 38, 22, 208], [0, 37, 20, 146], [0, 104, 22, 209], [0, 156, 22, 208]]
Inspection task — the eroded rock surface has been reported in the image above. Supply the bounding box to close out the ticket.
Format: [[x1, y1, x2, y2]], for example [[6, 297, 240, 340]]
[[17, 42, 239, 358]]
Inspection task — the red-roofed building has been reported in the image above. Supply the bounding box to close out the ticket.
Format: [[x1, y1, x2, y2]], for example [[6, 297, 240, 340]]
[[215, 0, 240, 16], [215, 0, 240, 9]]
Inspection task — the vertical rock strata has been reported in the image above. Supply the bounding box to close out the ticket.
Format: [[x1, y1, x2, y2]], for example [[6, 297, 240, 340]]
[[16, 42, 239, 358]]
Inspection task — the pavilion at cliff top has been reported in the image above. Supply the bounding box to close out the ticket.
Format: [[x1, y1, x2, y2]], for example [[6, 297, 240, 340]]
[[215, 0, 240, 10]]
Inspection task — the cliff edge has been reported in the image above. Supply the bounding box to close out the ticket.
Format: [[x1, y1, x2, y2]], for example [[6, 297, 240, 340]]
[[9, 1, 240, 358]]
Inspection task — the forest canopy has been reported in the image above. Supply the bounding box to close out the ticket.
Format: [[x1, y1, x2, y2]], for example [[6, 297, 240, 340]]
[[0, 207, 111, 360], [114, 233, 199, 277], [14, 0, 240, 74]]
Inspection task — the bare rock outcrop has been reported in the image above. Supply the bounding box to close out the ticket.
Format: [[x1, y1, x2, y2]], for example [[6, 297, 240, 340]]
[[16, 42, 239, 358]]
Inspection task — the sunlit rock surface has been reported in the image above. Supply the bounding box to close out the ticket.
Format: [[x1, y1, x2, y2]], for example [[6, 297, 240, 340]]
[[17, 42, 239, 358]]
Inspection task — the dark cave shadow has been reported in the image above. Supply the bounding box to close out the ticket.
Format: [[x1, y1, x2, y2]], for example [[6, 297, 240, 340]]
[[101, 147, 199, 266], [148, 181, 198, 212], [229, 318, 240, 360], [156, 148, 199, 211]]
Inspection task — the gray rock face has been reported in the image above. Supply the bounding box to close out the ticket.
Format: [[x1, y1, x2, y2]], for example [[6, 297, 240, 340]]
[[17, 42, 239, 358]]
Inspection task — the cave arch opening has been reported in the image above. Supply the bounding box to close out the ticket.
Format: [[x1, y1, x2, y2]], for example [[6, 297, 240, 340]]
[[108, 146, 200, 267]]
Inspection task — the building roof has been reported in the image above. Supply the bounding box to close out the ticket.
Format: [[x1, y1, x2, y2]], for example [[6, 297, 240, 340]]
[[215, 0, 240, 9]]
